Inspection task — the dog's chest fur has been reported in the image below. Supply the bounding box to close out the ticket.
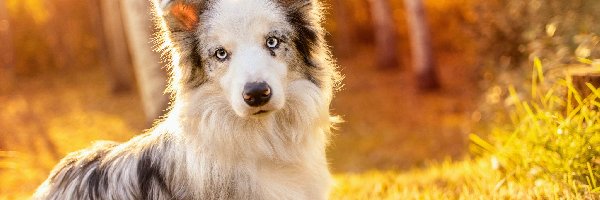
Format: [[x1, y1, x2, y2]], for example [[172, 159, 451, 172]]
[[181, 139, 327, 200], [172, 95, 331, 199]]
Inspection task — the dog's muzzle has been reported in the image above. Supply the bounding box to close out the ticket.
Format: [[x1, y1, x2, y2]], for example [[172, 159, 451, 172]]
[[242, 82, 272, 107]]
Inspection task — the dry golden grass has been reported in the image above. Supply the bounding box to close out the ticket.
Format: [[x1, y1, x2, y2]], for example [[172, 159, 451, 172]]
[[331, 159, 593, 199]]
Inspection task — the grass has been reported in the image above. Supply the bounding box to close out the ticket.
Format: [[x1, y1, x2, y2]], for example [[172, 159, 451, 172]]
[[331, 159, 588, 199], [471, 58, 600, 197]]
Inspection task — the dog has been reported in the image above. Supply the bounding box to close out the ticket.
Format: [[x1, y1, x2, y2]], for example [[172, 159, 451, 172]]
[[32, 0, 341, 199]]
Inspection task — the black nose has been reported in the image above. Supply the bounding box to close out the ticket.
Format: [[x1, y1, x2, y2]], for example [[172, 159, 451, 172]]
[[243, 82, 272, 107]]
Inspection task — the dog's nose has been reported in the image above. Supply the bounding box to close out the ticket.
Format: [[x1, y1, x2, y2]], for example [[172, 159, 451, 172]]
[[242, 82, 272, 107]]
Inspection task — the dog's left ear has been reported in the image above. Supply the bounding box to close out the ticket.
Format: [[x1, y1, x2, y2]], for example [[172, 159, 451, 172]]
[[159, 0, 203, 32]]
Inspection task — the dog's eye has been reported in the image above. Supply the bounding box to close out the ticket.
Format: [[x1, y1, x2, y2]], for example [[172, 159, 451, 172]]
[[266, 37, 279, 49], [215, 48, 228, 60]]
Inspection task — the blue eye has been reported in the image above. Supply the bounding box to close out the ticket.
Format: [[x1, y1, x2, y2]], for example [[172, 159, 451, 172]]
[[215, 48, 228, 60], [266, 37, 279, 49]]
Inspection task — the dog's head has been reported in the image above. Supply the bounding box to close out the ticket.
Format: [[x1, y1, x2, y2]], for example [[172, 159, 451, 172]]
[[155, 0, 337, 118]]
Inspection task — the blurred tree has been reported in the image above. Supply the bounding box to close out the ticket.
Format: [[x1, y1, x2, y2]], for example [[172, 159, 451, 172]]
[[332, 0, 354, 57], [100, 0, 135, 93], [368, 0, 399, 69], [404, 0, 439, 90], [0, 0, 14, 91], [87, 0, 108, 67], [120, 0, 169, 124], [43, 0, 75, 69]]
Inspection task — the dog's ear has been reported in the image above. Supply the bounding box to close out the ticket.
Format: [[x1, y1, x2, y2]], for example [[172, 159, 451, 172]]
[[159, 0, 204, 32], [277, 0, 322, 65]]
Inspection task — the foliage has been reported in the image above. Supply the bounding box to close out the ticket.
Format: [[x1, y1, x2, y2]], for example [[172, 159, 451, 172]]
[[474, 1, 600, 177], [474, 0, 600, 115], [471, 59, 600, 196], [475, 0, 600, 70]]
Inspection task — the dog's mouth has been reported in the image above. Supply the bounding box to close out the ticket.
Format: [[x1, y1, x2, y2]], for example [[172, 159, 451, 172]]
[[253, 110, 270, 115]]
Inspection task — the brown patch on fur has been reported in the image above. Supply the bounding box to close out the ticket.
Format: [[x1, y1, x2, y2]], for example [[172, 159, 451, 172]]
[[170, 3, 199, 31]]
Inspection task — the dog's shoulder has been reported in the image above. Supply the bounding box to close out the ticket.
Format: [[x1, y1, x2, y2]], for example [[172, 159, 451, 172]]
[[33, 130, 177, 200], [32, 140, 119, 199], [47, 140, 118, 183]]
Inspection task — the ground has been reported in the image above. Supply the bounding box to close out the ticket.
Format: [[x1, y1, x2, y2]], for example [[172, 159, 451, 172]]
[[0, 47, 482, 199], [329, 47, 479, 172]]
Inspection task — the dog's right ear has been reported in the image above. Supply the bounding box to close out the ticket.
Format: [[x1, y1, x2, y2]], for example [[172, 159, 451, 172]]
[[159, 0, 203, 32]]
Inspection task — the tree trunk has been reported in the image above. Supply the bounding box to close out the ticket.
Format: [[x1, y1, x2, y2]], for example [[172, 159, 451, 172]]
[[368, 0, 400, 69], [100, 0, 135, 93], [43, 0, 75, 69], [332, 0, 353, 57], [404, 0, 439, 90], [120, 0, 169, 124], [86, 0, 133, 94], [87, 0, 108, 65], [0, 0, 14, 92]]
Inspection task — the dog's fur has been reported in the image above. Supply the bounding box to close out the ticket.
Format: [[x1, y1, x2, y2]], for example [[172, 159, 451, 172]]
[[32, 0, 341, 199]]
